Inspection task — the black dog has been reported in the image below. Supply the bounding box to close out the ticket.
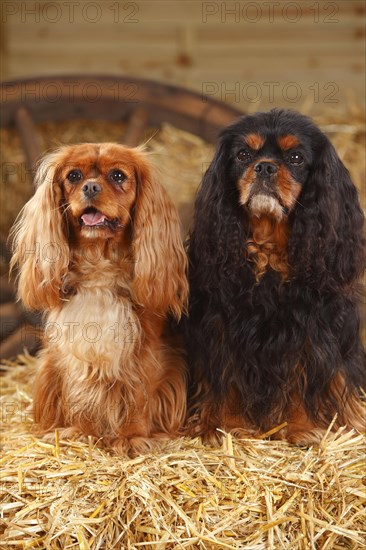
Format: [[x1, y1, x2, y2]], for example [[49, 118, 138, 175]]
[[185, 108, 365, 445]]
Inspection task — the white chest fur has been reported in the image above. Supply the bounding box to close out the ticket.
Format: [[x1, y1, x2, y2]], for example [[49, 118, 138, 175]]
[[46, 288, 140, 381]]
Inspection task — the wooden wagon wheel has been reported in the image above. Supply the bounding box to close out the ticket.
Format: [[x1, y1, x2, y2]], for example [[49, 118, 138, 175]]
[[0, 75, 243, 358]]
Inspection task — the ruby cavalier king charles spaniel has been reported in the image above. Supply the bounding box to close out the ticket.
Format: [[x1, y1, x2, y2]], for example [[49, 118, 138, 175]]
[[185, 109, 366, 445], [11, 143, 188, 456]]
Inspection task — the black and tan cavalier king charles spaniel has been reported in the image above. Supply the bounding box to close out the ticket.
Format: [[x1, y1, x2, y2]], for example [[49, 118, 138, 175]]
[[185, 109, 365, 445]]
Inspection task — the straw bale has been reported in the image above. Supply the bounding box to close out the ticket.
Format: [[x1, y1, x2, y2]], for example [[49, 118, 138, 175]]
[[1, 356, 365, 549]]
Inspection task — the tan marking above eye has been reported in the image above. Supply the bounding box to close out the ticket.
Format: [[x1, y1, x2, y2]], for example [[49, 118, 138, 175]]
[[245, 133, 265, 151], [278, 135, 300, 151]]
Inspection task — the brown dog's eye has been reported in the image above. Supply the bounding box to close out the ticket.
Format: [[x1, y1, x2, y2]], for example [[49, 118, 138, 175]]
[[237, 150, 252, 162], [108, 169, 127, 185], [67, 169, 83, 183], [289, 152, 304, 165]]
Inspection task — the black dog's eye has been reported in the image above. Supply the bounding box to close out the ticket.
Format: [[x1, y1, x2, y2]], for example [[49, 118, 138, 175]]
[[108, 169, 127, 185], [67, 169, 83, 183], [237, 150, 252, 162], [288, 152, 304, 165]]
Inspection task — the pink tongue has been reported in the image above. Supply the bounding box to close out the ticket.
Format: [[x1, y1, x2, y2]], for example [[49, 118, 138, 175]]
[[81, 211, 106, 226]]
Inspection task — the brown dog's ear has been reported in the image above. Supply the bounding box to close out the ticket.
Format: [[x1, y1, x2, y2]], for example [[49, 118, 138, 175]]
[[10, 148, 70, 310], [131, 151, 188, 318]]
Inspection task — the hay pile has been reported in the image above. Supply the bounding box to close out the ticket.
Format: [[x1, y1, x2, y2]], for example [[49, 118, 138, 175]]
[[1, 356, 365, 548]]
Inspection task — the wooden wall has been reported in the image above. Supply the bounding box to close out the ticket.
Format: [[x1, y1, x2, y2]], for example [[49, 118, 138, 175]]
[[1, 0, 365, 113]]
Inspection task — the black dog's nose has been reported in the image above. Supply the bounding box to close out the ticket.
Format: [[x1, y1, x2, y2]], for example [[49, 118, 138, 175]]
[[82, 181, 101, 198], [254, 161, 278, 175]]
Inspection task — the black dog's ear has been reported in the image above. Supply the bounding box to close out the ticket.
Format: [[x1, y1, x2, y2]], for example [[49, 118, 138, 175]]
[[188, 139, 248, 291], [289, 136, 365, 289]]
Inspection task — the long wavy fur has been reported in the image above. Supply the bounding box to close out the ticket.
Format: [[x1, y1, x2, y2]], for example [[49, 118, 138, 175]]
[[185, 109, 366, 443], [10, 143, 188, 456]]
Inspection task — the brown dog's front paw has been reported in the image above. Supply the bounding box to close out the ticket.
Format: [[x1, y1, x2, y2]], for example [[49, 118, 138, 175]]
[[109, 435, 167, 457]]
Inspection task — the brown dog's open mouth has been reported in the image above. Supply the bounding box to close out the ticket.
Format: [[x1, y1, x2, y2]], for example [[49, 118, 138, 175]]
[[79, 207, 120, 229]]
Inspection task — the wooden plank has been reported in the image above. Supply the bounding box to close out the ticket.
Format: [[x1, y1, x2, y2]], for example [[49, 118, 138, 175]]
[[6, 24, 179, 40], [5, 53, 364, 80], [6, 22, 363, 53], [7, 40, 363, 59], [5, 53, 364, 82], [6, 13, 364, 34]]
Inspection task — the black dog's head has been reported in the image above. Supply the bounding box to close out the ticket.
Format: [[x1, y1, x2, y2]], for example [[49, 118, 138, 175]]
[[190, 109, 365, 290], [224, 110, 320, 222]]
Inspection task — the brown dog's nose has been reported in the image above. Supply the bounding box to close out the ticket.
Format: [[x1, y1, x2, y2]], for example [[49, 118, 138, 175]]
[[82, 181, 101, 198], [254, 161, 278, 175]]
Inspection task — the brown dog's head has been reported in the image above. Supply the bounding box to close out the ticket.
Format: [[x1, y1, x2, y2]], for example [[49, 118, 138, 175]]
[[60, 143, 139, 241], [10, 143, 188, 316]]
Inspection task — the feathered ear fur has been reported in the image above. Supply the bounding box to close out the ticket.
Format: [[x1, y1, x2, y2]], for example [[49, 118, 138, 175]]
[[131, 153, 188, 319], [188, 141, 249, 294], [289, 136, 365, 289], [10, 149, 70, 310]]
